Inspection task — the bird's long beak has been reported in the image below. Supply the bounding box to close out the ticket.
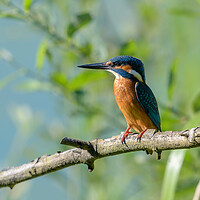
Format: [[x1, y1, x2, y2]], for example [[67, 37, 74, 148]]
[[77, 62, 110, 70]]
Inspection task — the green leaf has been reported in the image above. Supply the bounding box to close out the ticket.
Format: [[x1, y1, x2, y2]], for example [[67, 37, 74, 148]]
[[23, 0, 33, 14], [0, 11, 24, 20], [120, 40, 137, 55], [169, 8, 200, 18], [192, 93, 200, 113], [78, 43, 92, 57], [50, 72, 68, 88], [36, 39, 47, 70], [67, 13, 92, 37], [160, 108, 180, 131], [168, 59, 179, 103], [68, 71, 107, 91], [46, 49, 53, 62], [161, 150, 186, 200], [0, 69, 24, 90], [183, 112, 200, 129], [16, 79, 52, 92]]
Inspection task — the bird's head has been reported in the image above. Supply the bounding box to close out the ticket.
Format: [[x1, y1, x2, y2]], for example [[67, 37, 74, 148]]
[[77, 56, 145, 83]]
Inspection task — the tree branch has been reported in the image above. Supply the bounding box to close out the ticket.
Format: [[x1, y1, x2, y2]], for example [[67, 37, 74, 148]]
[[1, 127, 200, 189]]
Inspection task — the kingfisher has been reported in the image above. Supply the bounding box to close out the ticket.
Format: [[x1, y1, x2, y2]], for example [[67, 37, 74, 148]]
[[77, 56, 161, 143]]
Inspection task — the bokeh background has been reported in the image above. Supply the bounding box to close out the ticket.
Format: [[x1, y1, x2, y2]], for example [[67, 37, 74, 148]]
[[1, 0, 200, 199]]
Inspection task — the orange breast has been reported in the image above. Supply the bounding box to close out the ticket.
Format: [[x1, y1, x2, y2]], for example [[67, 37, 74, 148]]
[[113, 78, 158, 132]]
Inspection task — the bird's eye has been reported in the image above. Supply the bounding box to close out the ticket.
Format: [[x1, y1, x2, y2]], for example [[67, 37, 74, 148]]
[[113, 61, 121, 66]]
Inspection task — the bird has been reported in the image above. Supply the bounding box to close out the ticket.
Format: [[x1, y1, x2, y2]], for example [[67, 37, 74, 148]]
[[77, 55, 161, 143]]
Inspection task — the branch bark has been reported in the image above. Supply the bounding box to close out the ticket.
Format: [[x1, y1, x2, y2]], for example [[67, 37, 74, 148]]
[[0, 127, 200, 189]]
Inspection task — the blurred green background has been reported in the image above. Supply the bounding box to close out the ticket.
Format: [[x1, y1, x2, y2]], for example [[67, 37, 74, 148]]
[[0, 0, 200, 199]]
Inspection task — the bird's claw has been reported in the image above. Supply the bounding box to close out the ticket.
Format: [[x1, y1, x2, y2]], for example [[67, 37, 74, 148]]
[[136, 136, 141, 142], [121, 139, 125, 145], [120, 128, 132, 145], [121, 135, 127, 145]]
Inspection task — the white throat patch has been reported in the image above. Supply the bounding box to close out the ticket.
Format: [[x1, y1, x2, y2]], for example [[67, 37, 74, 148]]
[[107, 69, 121, 79], [106, 69, 144, 82]]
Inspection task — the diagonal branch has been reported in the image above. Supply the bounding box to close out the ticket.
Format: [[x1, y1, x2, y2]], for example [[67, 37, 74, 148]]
[[0, 127, 200, 189]]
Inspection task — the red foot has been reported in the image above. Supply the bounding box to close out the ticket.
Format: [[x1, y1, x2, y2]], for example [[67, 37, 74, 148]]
[[121, 127, 132, 143], [137, 128, 147, 141]]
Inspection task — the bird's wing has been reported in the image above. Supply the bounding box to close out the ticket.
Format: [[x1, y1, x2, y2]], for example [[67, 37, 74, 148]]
[[135, 82, 161, 130]]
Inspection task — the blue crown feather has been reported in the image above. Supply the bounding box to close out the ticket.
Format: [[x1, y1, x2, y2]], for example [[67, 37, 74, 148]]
[[108, 56, 145, 82]]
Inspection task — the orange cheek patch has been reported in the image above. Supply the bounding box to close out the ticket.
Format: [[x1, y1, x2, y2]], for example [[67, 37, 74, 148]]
[[121, 65, 132, 72], [106, 61, 113, 65]]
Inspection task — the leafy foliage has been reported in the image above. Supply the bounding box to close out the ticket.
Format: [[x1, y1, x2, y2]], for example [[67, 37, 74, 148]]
[[23, 0, 33, 14], [36, 39, 48, 70], [67, 13, 92, 38], [192, 93, 200, 113], [0, 0, 200, 200]]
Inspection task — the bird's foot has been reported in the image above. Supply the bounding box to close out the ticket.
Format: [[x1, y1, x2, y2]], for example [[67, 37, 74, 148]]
[[121, 128, 149, 143], [137, 128, 147, 142], [121, 127, 132, 144]]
